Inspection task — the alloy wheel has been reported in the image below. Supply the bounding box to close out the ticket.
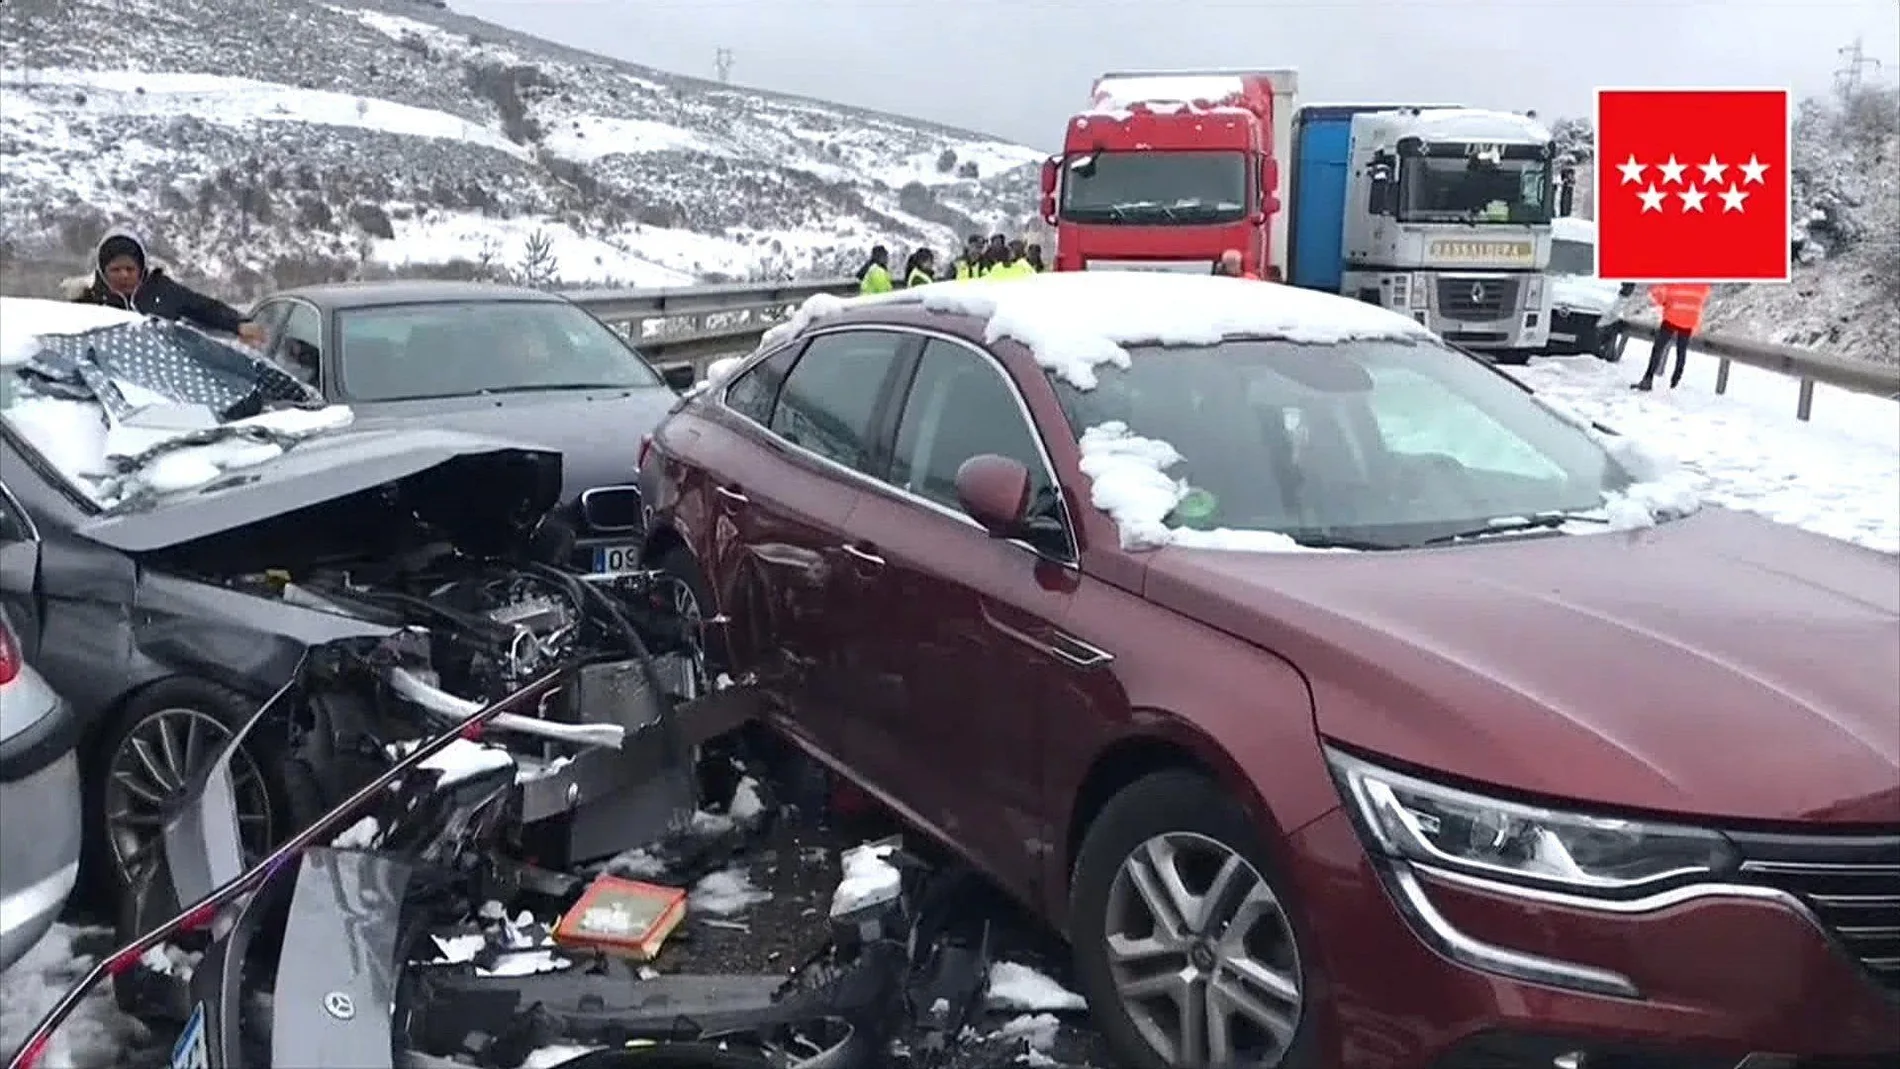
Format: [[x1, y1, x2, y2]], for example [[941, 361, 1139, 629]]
[[1104, 831, 1304, 1067], [102, 708, 274, 886], [667, 574, 712, 702]]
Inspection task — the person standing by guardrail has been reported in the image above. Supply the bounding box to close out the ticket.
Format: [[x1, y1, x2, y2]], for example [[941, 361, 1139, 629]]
[[901, 249, 937, 288], [856, 245, 893, 295], [1633, 282, 1712, 391], [1213, 249, 1260, 279]]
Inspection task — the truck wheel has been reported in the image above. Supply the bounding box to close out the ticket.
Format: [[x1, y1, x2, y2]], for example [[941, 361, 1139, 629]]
[[1491, 349, 1534, 366], [1069, 770, 1318, 1068]]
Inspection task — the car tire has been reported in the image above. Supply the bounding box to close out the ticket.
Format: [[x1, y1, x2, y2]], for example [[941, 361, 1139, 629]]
[[1069, 770, 1319, 1069], [657, 544, 727, 676], [84, 677, 286, 899]]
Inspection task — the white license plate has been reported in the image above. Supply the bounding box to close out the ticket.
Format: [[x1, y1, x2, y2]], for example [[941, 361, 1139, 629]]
[[592, 543, 641, 573], [172, 1002, 208, 1069]]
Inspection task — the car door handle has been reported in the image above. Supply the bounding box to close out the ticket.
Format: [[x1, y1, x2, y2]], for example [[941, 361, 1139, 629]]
[[840, 543, 884, 566], [714, 484, 748, 504]]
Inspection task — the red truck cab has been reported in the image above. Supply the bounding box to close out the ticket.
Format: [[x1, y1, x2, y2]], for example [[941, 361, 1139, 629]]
[[1040, 70, 1297, 278]]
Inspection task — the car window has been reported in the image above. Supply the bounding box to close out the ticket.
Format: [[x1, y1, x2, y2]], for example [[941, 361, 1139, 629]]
[[249, 300, 290, 339], [890, 340, 1056, 514], [724, 344, 801, 425], [273, 302, 322, 385], [1363, 365, 1567, 482], [333, 300, 661, 401], [1549, 238, 1594, 276], [0, 485, 29, 543], [767, 331, 908, 472]]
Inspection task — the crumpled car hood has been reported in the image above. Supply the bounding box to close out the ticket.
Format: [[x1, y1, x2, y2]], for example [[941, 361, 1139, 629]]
[[349, 387, 677, 504], [1142, 507, 1900, 824], [78, 427, 562, 554]]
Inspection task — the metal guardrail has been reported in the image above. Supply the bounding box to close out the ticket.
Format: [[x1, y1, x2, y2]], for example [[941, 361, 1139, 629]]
[[564, 278, 856, 379], [1613, 321, 1899, 422]]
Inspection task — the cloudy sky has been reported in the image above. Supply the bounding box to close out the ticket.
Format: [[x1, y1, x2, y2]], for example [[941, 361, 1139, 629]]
[[456, 0, 1900, 150]]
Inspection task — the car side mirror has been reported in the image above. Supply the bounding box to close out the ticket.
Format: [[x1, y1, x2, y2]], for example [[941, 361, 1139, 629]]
[[662, 364, 697, 392], [954, 454, 1031, 538]]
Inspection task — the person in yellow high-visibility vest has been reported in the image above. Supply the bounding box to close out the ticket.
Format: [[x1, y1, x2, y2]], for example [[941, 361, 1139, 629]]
[[856, 245, 893, 295], [902, 248, 937, 288], [948, 234, 985, 280]]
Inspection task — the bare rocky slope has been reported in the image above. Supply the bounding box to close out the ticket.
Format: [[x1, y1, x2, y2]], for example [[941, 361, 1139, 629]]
[[0, 0, 1042, 296]]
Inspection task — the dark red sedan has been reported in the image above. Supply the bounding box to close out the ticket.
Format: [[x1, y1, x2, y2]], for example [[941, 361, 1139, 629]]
[[637, 272, 1900, 1069]]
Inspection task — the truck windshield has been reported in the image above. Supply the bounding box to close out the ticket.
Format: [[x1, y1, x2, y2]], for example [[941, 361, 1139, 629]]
[[1398, 155, 1554, 224], [1060, 151, 1248, 225]]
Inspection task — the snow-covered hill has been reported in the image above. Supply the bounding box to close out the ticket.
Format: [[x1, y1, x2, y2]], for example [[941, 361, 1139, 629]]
[[1708, 86, 1899, 366], [0, 0, 1043, 295]]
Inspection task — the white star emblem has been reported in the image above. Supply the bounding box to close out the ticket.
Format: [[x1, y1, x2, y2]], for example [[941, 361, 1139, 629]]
[[1738, 154, 1769, 184], [1678, 186, 1707, 212], [1637, 184, 1667, 212], [1719, 184, 1749, 212], [1697, 155, 1726, 184], [1616, 154, 1647, 185], [1657, 155, 1687, 184]]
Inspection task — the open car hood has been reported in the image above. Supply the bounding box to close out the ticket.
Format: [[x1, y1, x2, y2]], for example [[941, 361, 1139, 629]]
[[76, 427, 563, 554]]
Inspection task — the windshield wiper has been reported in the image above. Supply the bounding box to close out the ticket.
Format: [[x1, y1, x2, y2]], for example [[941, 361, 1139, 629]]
[[471, 382, 640, 395], [1416, 511, 1611, 547], [1297, 535, 1403, 551]]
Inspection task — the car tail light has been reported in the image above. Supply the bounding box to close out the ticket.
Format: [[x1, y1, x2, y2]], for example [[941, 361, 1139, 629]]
[[0, 618, 20, 686], [637, 433, 654, 471]]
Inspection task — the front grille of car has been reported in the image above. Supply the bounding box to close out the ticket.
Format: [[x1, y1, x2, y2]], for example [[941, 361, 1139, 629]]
[[1435, 276, 1521, 322], [1729, 829, 1900, 995]]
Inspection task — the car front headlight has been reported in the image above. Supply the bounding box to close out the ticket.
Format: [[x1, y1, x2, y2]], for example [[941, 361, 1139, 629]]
[[1328, 748, 1737, 898]]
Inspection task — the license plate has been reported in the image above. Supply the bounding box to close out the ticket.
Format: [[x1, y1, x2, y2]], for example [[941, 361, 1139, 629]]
[[172, 1002, 208, 1069], [592, 543, 641, 574]]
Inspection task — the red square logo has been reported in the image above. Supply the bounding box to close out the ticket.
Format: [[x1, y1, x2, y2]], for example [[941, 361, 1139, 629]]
[[1594, 88, 1791, 283]]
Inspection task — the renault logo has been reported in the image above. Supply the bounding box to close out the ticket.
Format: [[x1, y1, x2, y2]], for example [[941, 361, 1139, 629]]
[[322, 991, 356, 1021], [1469, 281, 1487, 303]]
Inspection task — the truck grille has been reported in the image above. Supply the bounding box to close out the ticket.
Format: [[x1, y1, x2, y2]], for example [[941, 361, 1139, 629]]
[[1730, 829, 1900, 995], [1435, 276, 1521, 322]]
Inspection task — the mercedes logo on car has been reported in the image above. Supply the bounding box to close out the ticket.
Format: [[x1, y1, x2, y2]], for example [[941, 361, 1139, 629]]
[[322, 991, 356, 1021]]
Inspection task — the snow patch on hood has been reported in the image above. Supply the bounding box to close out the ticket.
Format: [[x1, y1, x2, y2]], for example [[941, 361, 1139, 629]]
[[1536, 395, 1706, 528]]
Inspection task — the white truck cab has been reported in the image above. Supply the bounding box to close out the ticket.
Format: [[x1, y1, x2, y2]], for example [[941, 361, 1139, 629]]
[[1342, 108, 1559, 362]]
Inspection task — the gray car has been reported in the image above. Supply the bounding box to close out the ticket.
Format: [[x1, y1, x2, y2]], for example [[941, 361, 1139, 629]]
[[0, 601, 82, 972], [245, 280, 682, 573]]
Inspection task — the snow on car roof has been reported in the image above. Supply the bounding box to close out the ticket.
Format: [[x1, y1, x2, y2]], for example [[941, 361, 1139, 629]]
[[1551, 216, 1596, 243], [0, 296, 353, 508], [767, 272, 1434, 392]]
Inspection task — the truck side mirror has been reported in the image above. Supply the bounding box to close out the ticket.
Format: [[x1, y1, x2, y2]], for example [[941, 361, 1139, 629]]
[[1040, 158, 1059, 224], [1366, 163, 1394, 215], [1259, 157, 1280, 213]]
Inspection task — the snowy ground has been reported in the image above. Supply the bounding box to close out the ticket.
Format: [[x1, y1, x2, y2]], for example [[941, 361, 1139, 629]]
[[1511, 350, 1900, 554]]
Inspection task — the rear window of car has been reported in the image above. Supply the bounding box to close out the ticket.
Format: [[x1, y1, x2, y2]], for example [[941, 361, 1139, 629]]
[[334, 301, 662, 401]]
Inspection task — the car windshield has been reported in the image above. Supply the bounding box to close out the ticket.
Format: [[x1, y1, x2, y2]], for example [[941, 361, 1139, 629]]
[[1398, 154, 1554, 224], [334, 300, 662, 402], [1060, 151, 1248, 225], [1549, 237, 1594, 276], [1050, 337, 1639, 550]]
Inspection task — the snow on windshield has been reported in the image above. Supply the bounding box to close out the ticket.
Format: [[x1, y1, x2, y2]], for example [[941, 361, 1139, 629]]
[[0, 297, 354, 508], [761, 275, 1702, 552]]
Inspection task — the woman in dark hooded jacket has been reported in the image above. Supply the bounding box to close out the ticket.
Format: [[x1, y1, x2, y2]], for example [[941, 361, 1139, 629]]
[[69, 227, 266, 344]]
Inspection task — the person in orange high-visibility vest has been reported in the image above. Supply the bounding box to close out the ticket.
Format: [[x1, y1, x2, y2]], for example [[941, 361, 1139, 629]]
[[1635, 282, 1712, 391]]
